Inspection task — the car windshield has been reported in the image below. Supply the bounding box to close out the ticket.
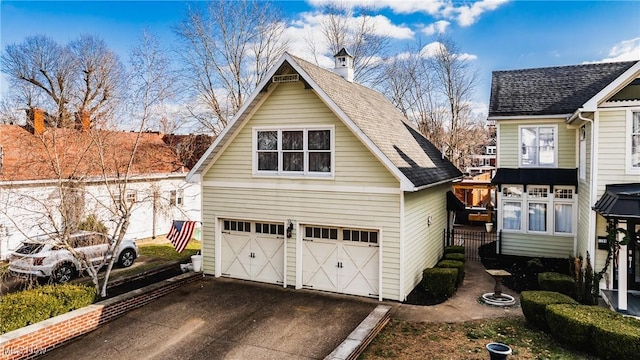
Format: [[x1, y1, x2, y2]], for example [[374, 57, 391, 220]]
[[15, 242, 45, 255]]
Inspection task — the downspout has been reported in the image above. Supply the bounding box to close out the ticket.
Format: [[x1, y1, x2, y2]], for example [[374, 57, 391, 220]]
[[574, 111, 596, 268]]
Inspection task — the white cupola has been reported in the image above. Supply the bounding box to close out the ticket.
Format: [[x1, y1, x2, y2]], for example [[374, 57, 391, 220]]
[[333, 48, 354, 82]]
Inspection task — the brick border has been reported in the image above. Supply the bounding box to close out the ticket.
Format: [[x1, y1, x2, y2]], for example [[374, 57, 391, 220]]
[[0, 272, 202, 360]]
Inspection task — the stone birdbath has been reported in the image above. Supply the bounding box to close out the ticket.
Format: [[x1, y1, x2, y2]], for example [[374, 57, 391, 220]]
[[482, 269, 516, 306]]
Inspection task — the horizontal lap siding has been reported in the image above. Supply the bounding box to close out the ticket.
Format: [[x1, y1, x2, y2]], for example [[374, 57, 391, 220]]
[[403, 183, 449, 298], [203, 81, 399, 188], [596, 110, 637, 194], [201, 187, 401, 300], [501, 232, 574, 258], [200, 80, 402, 300], [498, 119, 576, 168]]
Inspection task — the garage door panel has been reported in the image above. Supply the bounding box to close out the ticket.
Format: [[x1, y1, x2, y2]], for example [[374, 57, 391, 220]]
[[253, 235, 285, 284], [221, 233, 252, 279], [341, 244, 379, 297], [302, 241, 339, 292]]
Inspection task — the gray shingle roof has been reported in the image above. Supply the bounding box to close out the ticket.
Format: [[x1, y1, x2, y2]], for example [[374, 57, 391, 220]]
[[291, 55, 462, 188], [489, 61, 638, 117]]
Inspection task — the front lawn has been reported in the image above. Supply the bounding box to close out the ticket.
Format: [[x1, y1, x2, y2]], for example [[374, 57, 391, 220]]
[[360, 317, 597, 359], [111, 239, 201, 278]]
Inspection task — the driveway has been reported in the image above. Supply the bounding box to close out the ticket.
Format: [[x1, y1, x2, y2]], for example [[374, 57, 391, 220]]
[[42, 277, 379, 360]]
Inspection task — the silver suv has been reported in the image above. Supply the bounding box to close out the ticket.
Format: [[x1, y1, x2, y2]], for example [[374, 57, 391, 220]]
[[8, 231, 138, 283]]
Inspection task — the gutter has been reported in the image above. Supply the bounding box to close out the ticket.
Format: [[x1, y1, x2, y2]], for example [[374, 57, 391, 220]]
[[0, 172, 188, 187], [411, 176, 464, 192]]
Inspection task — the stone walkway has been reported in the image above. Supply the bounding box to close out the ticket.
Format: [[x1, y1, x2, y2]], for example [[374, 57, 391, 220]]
[[391, 260, 522, 323]]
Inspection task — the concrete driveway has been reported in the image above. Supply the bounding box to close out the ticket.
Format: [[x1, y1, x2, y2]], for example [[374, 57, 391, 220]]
[[42, 277, 379, 360]]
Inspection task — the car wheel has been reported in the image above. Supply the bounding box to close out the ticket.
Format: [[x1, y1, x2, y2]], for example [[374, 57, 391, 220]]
[[118, 249, 136, 268], [52, 263, 75, 284]]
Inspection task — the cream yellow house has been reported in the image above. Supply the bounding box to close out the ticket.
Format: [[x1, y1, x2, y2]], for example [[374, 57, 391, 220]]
[[489, 60, 640, 313], [187, 50, 462, 301]]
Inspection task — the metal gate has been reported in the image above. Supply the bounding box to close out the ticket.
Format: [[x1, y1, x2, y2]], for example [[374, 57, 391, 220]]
[[443, 228, 500, 262]]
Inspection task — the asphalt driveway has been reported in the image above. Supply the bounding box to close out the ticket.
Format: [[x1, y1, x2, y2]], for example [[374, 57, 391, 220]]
[[42, 277, 378, 360]]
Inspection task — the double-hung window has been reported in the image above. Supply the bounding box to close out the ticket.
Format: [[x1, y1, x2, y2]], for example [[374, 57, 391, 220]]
[[629, 110, 640, 173], [255, 127, 333, 176], [520, 125, 556, 167], [500, 185, 574, 235]]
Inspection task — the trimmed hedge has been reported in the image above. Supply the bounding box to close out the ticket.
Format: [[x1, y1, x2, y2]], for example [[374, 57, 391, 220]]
[[538, 272, 576, 299], [444, 253, 465, 263], [436, 260, 465, 287], [444, 245, 465, 254], [422, 268, 457, 300], [0, 284, 96, 334], [520, 291, 578, 330], [592, 315, 640, 360], [546, 304, 614, 351]]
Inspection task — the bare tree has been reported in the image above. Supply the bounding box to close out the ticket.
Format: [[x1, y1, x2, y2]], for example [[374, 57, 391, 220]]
[[305, 3, 391, 86], [381, 37, 484, 170], [175, 0, 289, 134], [1, 34, 124, 129]]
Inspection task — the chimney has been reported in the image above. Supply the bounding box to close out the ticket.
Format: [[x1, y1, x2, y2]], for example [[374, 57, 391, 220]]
[[333, 48, 354, 82], [26, 108, 46, 135], [76, 111, 91, 131]]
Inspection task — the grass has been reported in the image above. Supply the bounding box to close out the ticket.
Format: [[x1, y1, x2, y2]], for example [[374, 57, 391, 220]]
[[137, 239, 201, 261], [360, 317, 597, 360]]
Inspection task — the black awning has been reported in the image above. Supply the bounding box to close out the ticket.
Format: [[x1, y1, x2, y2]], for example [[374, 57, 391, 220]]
[[491, 168, 578, 192], [593, 183, 640, 220], [447, 190, 466, 212]]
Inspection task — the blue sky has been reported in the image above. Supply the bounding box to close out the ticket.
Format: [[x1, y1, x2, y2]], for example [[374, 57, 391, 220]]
[[1, 0, 639, 114]]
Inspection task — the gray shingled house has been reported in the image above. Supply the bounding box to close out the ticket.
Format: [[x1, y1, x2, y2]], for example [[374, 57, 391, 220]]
[[187, 50, 462, 301], [489, 60, 640, 314]]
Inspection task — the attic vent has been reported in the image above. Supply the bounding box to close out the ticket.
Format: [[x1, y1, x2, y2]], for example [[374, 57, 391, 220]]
[[272, 74, 299, 83]]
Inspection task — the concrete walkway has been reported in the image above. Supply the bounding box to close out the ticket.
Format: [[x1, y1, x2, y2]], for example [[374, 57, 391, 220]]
[[392, 260, 522, 323]]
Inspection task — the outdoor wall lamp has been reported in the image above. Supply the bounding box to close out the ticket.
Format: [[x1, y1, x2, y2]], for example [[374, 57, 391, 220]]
[[286, 220, 294, 238], [427, 215, 433, 227]]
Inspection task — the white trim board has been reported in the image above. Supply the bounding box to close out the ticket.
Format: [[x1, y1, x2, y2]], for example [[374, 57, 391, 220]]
[[201, 180, 402, 194]]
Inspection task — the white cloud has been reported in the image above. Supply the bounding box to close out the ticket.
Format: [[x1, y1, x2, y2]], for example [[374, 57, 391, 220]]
[[602, 37, 640, 62], [445, 0, 510, 27], [421, 20, 450, 35], [307, 0, 509, 26], [419, 41, 478, 61]]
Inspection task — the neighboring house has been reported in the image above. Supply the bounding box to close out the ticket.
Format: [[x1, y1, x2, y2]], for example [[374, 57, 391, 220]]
[[187, 50, 462, 301], [465, 120, 497, 176], [489, 60, 640, 312], [0, 112, 201, 260]]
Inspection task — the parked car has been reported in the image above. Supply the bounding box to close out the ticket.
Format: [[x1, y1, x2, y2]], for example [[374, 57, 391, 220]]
[[8, 231, 138, 283]]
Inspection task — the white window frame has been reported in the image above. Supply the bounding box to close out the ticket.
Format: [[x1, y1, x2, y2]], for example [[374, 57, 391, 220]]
[[252, 126, 335, 178], [486, 146, 496, 155], [499, 184, 575, 235], [518, 125, 558, 168], [627, 108, 640, 174], [169, 189, 184, 207]]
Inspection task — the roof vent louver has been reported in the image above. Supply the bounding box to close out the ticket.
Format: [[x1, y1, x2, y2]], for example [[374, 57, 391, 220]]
[[272, 74, 299, 83]]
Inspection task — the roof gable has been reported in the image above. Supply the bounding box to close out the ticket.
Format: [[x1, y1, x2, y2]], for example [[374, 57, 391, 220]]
[[0, 125, 185, 182], [489, 60, 639, 117], [189, 53, 462, 190]]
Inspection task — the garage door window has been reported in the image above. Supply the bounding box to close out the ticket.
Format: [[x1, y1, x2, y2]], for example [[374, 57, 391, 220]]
[[224, 220, 251, 232], [304, 226, 377, 244], [256, 222, 285, 236], [305, 226, 338, 240], [343, 229, 378, 244]]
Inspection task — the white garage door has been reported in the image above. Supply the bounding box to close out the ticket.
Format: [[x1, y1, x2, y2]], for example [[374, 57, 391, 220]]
[[220, 220, 284, 285], [302, 225, 379, 298]]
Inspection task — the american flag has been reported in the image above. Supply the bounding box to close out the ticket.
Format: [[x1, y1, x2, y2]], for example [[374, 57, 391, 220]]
[[167, 220, 197, 253]]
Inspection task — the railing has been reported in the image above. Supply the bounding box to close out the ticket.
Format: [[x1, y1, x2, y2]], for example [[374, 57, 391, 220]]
[[443, 228, 501, 262]]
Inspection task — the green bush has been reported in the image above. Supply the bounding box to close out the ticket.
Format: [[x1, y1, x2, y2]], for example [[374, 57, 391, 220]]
[[444, 253, 465, 263], [436, 260, 465, 287], [0, 284, 96, 335], [592, 315, 640, 360], [538, 272, 576, 299], [422, 268, 457, 300], [78, 214, 108, 234], [444, 246, 464, 254], [546, 304, 617, 351], [520, 291, 578, 330]]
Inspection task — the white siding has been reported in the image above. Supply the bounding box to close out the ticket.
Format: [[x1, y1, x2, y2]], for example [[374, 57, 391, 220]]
[[199, 80, 404, 300], [403, 183, 450, 297], [501, 232, 574, 258], [596, 110, 639, 195]]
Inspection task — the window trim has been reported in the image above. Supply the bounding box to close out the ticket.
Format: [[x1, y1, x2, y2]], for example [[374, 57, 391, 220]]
[[518, 125, 558, 168], [252, 126, 335, 178], [499, 184, 575, 236], [626, 108, 640, 174]]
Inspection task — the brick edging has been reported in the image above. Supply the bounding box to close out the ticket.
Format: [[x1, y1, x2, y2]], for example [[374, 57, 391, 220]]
[[0, 272, 202, 360]]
